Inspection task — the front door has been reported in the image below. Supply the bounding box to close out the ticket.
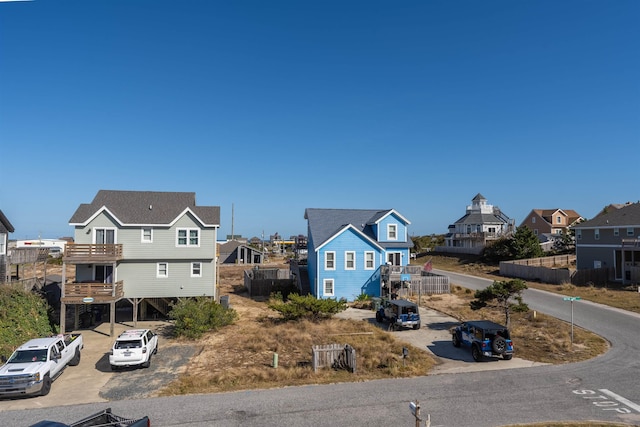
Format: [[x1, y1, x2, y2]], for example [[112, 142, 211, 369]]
[[387, 252, 401, 266]]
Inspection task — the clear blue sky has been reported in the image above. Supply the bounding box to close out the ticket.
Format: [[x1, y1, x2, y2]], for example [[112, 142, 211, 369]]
[[1, 0, 638, 241]]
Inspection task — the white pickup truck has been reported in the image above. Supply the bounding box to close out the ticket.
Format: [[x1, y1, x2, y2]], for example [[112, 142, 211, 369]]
[[0, 333, 83, 397]]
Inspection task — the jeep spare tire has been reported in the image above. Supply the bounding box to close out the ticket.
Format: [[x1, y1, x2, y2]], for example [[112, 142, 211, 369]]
[[492, 336, 507, 354]]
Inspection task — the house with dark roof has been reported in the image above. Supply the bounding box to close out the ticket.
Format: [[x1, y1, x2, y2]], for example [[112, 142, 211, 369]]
[[63, 190, 220, 335], [441, 194, 515, 254], [218, 240, 264, 264], [0, 210, 16, 283], [519, 208, 584, 251], [304, 208, 413, 301], [573, 202, 640, 285]]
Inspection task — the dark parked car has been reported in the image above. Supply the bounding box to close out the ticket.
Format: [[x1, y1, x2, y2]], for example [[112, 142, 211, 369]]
[[29, 407, 149, 427], [452, 320, 513, 362], [376, 299, 421, 330]]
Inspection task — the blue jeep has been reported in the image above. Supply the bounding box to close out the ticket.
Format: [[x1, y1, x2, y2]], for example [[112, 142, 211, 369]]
[[452, 320, 513, 362]]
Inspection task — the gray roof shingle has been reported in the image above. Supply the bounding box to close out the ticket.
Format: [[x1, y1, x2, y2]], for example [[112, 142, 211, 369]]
[[574, 202, 640, 228], [69, 190, 220, 226]]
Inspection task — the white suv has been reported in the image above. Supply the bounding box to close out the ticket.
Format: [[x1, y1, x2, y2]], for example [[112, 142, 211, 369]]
[[109, 329, 158, 370]]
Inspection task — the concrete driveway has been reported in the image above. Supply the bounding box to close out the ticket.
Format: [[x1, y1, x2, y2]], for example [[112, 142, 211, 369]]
[[336, 306, 548, 374], [0, 320, 176, 412]]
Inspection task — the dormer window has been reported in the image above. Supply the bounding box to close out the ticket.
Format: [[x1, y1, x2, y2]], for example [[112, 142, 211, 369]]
[[388, 224, 398, 240]]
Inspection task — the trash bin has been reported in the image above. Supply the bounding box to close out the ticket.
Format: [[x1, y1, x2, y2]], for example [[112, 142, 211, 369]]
[[220, 295, 230, 309]]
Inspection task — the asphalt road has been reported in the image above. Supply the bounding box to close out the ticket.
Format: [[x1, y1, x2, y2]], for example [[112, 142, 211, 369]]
[[2, 271, 640, 427]]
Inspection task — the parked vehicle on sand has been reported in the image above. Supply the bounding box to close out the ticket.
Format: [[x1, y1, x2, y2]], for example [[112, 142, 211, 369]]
[[452, 320, 513, 362], [109, 329, 158, 370], [375, 299, 421, 330], [0, 334, 83, 397]]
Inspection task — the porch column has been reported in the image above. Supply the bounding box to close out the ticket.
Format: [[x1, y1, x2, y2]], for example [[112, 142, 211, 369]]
[[60, 302, 66, 334], [110, 302, 115, 337]]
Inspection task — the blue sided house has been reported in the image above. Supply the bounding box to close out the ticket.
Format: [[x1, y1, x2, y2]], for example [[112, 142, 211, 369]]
[[304, 208, 413, 301]]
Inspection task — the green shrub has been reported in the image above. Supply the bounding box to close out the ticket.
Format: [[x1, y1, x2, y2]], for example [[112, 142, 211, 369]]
[[0, 288, 55, 358], [168, 296, 238, 339], [268, 293, 347, 321]]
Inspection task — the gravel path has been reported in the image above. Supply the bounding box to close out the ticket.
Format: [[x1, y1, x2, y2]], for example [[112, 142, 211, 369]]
[[99, 343, 197, 400]]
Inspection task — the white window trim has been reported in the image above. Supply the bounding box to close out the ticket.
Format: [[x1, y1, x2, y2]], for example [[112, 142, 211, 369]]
[[594, 229, 600, 240], [534, 229, 538, 235], [141, 228, 153, 243], [323, 278, 335, 297], [364, 251, 375, 270], [93, 227, 117, 244], [157, 262, 168, 278], [325, 251, 336, 270], [614, 228, 619, 236], [627, 228, 634, 237], [0, 234, 6, 255], [576, 229, 582, 240], [191, 262, 202, 278], [556, 216, 562, 224], [176, 228, 200, 247], [387, 224, 398, 241], [344, 251, 356, 270], [531, 217, 536, 223]]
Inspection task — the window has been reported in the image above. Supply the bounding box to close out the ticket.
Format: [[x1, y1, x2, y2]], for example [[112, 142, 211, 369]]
[[345, 251, 355, 270], [627, 228, 634, 237], [614, 228, 619, 237], [95, 228, 115, 244], [576, 229, 582, 240], [323, 279, 334, 296], [0, 235, 5, 255], [191, 262, 202, 277], [157, 262, 168, 278], [365, 251, 375, 270], [555, 229, 562, 234], [534, 229, 538, 235], [556, 216, 562, 224], [387, 224, 397, 240], [177, 228, 199, 246], [594, 229, 600, 240], [141, 228, 153, 243], [325, 251, 335, 270], [531, 217, 536, 224]]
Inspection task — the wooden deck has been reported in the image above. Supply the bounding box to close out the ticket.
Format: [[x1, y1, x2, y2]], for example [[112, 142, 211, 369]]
[[61, 280, 124, 303], [63, 243, 123, 264]]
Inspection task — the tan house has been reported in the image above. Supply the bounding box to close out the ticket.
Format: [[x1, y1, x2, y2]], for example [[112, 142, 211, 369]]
[[519, 209, 584, 252], [519, 209, 584, 237]]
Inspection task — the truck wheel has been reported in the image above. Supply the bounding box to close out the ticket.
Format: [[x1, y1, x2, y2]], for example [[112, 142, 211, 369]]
[[69, 349, 81, 366], [375, 312, 383, 323], [142, 354, 151, 368], [503, 354, 513, 360], [40, 374, 52, 396], [413, 323, 421, 330], [471, 345, 482, 362], [452, 333, 461, 348], [110, 364, 119, 371]]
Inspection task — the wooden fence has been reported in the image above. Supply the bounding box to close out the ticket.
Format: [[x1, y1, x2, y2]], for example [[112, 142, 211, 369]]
[[312, 343, 356, 373], [243, 268, 294, 297], [397, 273, 450, 298]]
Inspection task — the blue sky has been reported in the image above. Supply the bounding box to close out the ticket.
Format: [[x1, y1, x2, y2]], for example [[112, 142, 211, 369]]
[[1, 0, 638, 241]]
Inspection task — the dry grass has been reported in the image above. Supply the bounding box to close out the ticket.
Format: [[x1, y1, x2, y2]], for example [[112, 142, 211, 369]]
[[421, 254, 640, 314], [157, 257, 611, 396]]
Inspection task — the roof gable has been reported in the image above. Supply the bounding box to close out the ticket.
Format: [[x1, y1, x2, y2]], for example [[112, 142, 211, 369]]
[[0, 210, 15, 233], [69, 190, 220, 227], [575, 202, 640, 228]]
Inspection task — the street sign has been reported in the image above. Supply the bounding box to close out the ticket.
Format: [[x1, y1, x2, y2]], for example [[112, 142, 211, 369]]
[[563, 297, 581, 301]]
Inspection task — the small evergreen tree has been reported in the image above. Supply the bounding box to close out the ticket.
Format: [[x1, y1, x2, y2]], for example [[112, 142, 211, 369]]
[[470, 279, 529, 327], [511, 226, 544, 260], [268, 293, 347, 321]]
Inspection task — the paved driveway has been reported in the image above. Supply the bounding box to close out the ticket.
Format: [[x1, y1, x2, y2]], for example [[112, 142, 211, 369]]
[[336, 306, 547, 374], [0, 320, 192, 412]]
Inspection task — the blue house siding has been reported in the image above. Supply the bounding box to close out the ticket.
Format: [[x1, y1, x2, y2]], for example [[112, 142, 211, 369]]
[[377, 212, 408, 243], [304, 208, 411, 302], [317, 228, 382, 301]]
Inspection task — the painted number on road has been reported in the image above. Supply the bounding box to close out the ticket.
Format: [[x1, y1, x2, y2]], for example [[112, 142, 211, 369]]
[[573, 389, 640, 414]]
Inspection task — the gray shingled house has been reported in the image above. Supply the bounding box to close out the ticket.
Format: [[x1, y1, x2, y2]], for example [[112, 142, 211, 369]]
[[574, 202, 640, 285], [63, 190, 220, 335]]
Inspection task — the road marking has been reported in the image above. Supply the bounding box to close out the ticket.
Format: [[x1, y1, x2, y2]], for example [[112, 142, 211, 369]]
[[599, 389, 640, 413]]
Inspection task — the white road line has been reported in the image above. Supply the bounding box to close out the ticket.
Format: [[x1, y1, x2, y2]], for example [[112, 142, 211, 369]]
[[599, 389, 640, 413]]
